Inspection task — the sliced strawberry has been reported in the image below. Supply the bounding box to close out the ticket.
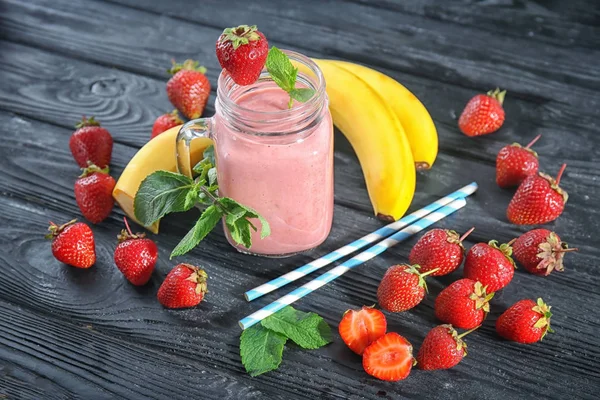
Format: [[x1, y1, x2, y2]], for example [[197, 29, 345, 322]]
[[338, 306, 387, 355], [362, 332, 414, 381]]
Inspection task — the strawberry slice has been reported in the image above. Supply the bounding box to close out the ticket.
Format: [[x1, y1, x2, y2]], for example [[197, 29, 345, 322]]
[[338, 306, 387, 355], [362, 332, 415, 381]]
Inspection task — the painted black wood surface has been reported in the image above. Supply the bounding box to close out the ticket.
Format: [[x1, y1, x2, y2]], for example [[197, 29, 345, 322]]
[[0, 0, 599, 398]]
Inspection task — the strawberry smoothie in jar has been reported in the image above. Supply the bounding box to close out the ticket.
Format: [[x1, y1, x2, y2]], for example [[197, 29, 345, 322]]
[[177, 50, 334, 257]]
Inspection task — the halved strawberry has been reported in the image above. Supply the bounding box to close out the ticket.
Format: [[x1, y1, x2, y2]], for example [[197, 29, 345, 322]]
[[338, 306, 387, 355], [362, 332, 415, 381]]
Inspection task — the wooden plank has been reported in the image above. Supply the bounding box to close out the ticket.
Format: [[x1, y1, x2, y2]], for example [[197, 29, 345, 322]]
[[1, 108, 598, 398], [1, 0, 599, 113]]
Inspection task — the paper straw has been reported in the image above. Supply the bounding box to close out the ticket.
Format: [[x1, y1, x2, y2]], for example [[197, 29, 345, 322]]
[[244, 182, 478, 301], [239, 198, 467, 330]]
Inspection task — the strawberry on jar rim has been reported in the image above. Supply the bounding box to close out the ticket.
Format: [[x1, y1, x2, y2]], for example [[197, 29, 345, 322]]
[[409, 227, 474, 276], [167, 60, 211, 120], [46, 219, 96, 268], [507, 164, 568, 225], [216, 25, 269, 86], [69, 116, 113, 168], [74, 163, 115, 224], [459, 88, 506, 137], [496, 134, 541, 188]]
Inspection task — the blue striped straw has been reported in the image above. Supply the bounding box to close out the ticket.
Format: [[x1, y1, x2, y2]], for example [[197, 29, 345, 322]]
[[239, 198, 467, 330], [244, 182, 478, 301]]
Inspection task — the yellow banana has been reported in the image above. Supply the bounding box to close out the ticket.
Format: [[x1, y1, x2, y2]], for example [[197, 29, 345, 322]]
[[315, 59, 416, 221], [326, 60, 438, 169], [112, 125, 209, 233]]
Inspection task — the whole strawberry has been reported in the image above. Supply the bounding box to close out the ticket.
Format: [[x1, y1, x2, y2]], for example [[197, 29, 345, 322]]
[[459, 88, 506, 137], [167, 60, 211, 120], [507, 164, 568, 225], [377, 264, 436, 312], [496, 298, 553, 343], [409, 227, 474, 276], [46, 220, 95, 268], [513, 229, 577, 276], [216, 25, 269, 86], [338, 306, 387, 355], [69, 116, 113, 168], [435, 279, 493, 329], [114, 218, 158, 286], [463, 240, 516, 292], [496, 134, 541, 188], [74, 164, 115, 224], [157, 264, 208, 309], [417, 324, 474, 370], [151, 110, 183, 139]]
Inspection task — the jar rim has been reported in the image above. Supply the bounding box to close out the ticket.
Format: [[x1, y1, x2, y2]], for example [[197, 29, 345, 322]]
[[216, 49, 326, 122]]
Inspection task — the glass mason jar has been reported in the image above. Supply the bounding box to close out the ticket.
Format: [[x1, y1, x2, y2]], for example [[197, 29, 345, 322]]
[[176, 50, 334, 257]]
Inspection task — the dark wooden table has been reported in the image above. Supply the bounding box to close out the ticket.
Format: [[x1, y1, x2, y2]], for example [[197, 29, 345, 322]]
[[1, 0, 599, 398]]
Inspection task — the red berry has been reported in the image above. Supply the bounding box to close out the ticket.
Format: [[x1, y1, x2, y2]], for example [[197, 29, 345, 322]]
[[496, 135, 541, 188], [463, 240, 516, 292], [216, 25, 269, 86], [417, 324, 472, 370], [46, 220, 95, 268], [151, 110, 183, 139], [338, 306, 387, 355], [114, 218, 158, 286], [74, 164, 115, 224], [377, 264, 435, 312], [459, 88, 506, 137], [496, 298, 553, 343], [409, 227, 474, 276], [69, 116, 113, 168], [167, 60, 211, 120], [435, 279, 493, 329], [507, 164, 568, 225], [157, 264, 208, 309], [512, 229, 577, 276], [362, 332, 414, 381]]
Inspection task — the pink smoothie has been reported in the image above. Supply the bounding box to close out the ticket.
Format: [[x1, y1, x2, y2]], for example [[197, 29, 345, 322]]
[[214, 84, 334, 256]]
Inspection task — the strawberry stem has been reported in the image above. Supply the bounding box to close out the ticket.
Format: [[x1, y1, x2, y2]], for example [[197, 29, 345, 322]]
[[459, 227, 475, 242], [507, 238, 517, 246], [525, 134, 542, 149], [420, 268, 440, 277], [457, 325, 480, 339], [123, 217, 134, 237], [555, 164, 567, 186], [555, 247, 579, 253]]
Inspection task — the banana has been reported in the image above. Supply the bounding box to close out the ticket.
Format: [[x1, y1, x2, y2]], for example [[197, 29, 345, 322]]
[[112, 125, 209, 233], [325, 60, 438, 169], [315, 59, 416, 221]]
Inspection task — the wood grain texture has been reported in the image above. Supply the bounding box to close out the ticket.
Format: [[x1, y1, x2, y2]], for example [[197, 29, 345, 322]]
[[0, 0, 599, 398]]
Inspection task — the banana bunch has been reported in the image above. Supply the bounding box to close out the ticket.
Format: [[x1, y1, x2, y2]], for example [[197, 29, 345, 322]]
[[313, 59, 438, 221]]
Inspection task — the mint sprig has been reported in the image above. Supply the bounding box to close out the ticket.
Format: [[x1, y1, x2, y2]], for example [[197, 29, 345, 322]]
[[134, 145, 270, 258], [240, 306, 332, 376], [266, 47, 315, 108]]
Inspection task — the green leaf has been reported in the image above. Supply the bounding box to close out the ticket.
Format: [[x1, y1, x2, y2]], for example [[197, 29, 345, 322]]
[[289, 88, 315, 103], [134, 171, 198, 226], [207, 167, 218, 186], [235, 219, 253, 249], [203, 145, 216, 166], [219, 197, 271, 239], [240, 324, 287, 377], [266, 47, 296, 92], [170, 205, 223, 258], [261, 306, 332, 349]]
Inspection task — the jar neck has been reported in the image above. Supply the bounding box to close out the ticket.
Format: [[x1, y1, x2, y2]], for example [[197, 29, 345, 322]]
[[215, 50, 326, 137]]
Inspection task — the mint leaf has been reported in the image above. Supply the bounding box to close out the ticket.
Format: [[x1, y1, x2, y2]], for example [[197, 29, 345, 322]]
[[240, 324, 287, 377], [170, 205, 223, 258], [134, 171, 198, 226], [266, 47, 315, 108], [203, 145, 216, 166], [219, 197, 271, 239], [207, 167, 217, 186], [261, 306, 332, 349], [289, 88, 314, 103]]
